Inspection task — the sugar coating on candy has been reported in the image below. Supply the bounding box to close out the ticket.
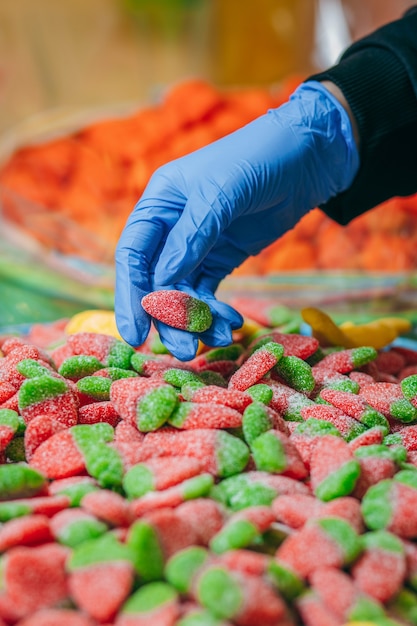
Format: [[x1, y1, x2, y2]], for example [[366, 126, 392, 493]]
[[122, 456, 206, 499], [350, 529, 406, 603], [169, 401, 243, 430], [251, 430, 308, 480], [50, 508, 108, 547], [69, 561, 135, 623], [141, 290, 213, 333], [58, 355, 104, 380], [136, 385, 179, 432], [165, 545, 210, 593], [3, 543, 69, 615], [300, 403, 367, 441], [361, 381, 417, 423], [118, 581, 179, 623], [16, 609, 98, 626], [228, 342, 284, 391], [274, 355, 315, 394], [30, 429, 86, 479], [0, 515, 53, 551], [310, 435, 361, 501], [176, 498, 225, 545]]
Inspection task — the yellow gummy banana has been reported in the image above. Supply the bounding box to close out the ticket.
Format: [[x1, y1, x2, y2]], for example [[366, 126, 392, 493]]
[[301, 307, 356, 348], [302, 307, 411, 350]]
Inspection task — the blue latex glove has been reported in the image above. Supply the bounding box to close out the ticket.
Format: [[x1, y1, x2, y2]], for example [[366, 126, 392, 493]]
[[115, 81, 359, 360]]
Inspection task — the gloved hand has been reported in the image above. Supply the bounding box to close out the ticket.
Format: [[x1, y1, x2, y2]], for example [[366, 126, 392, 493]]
[[115, 81, 359, 360]]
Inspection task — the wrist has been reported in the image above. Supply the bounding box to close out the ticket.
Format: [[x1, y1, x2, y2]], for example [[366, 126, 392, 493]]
[[319, 80, 360, 150]]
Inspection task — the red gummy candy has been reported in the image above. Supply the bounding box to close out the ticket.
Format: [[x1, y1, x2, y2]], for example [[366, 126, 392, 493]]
[[69, 562, 135, 623], [3, 543, 69, 616]]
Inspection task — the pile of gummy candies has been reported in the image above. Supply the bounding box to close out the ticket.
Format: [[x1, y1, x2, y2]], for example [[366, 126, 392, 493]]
[[2, 305, 417, 625]]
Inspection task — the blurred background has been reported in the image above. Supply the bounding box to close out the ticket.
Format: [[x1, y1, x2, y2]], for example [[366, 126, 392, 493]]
[[0, 0, 415, 134], [1, 0, 417, 329]]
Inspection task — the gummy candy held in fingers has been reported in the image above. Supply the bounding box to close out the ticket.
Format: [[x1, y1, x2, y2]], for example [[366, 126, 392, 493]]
[[141, 290, 213, 333]]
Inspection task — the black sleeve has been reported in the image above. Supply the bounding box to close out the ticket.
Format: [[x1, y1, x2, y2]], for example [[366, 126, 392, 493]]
[[307, 6, 417, 225]]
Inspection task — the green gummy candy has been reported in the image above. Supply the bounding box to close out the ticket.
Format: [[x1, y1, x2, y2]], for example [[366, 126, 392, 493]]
[[347, 595, 388, 622], [54, 480, 98, 507], [267, 560, 305, 600], [242, 402, 275, 446], [210, 474, 276, 511], [181, 381, 206, 401], [0, 501, 32, 522], [165, 546, 209, 593], [127, 520, 164, 580], [317, 518, 362, 563], [16, 358, 52, 378], [123, 464, 154, 499], [6, 437, 26, 462], [401, 374, 417, 401], [354, 444, 397, 461], [57, 517, 108, 548], [121, 581, 177, 615], [245, 384, 273, 405], [130, 352, 156, 374], [76, 376, 112, 401], [293, 418, 341, 438], [181, 473, 214, 500], [198, 371, 228, 387], [163, 368, 203, 388], [389, 588, 417, 625], [107, 340, 135, 370], [390, 397, 417, 423], [68, 533, 135, 570], [215, 431, 250, 478], [58, 355, 103, 380], [137, 385, 179, 431], [351, 346, 378, 368], [210, 519, 258, 554], [84, 443, 124, 489], [394, 468, 417, 490], [274, 355, 315, 394], [0, 409, 20, 433], [0, 463, 46, 500], [18, 375, 68, 409], [72, 422, 115, 446], [197, 567, 243, 619], [186, 298, 213, 333], [203, 344, 244, 362], [251, 431, 287, 473], [325, 378, 360, 393], [361, 480, 394, 530], [99, 367, 138, 380], [362, 529, 404, 554], [315, 459, 361, 501]]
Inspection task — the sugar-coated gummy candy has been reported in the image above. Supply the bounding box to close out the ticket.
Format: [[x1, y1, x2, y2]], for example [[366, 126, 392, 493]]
[[122, 456, 206, 499], [0, 514, 53, 551], [274, 355, 315, 394], [276, 517, 362, 579], [0, 463, 46, 500], [169, 401, 243, 430], [58, 355, 104, 380], [350, 529, 406, 603], [210, 470, 310, 511], [18, 374, 78, 427], [195, 564, 288, 625], [67, 332, 135, 369], [251, 430, 308, 479], [228, 341, 284, 391], [209, 505, 275, 554], [300, 403, 367, 441], [141, 290, 213, 333], [242, 401, 289, 446], [115, 581, 179, 626], [129, 473, 214, 517], [310, 434, 361, 501]]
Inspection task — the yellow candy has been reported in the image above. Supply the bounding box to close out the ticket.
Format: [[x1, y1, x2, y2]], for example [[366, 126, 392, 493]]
[[65, 310, 122, 339], [302, 307, 411, 350], [301, 307, 356, 348]]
